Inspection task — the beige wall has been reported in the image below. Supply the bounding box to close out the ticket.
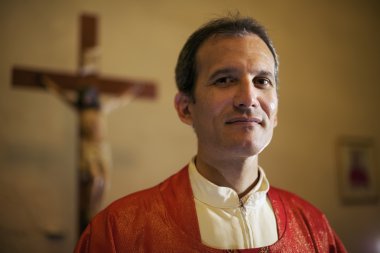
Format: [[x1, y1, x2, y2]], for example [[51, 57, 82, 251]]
[[1, 0, 379, 252]]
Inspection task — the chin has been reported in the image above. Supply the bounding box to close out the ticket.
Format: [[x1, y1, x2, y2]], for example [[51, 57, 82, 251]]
[[226, 143, 264, 158], [233, 138, 272, 157]]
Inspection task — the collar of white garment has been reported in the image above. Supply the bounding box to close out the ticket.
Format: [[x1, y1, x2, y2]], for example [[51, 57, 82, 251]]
[[188, 158, 270, 209]]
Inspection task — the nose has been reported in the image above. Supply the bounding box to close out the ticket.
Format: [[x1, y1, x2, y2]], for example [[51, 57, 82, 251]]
[[233, 76, 259, 109]]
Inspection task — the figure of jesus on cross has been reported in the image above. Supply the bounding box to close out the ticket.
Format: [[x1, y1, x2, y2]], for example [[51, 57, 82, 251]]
[[11, 14, 157, 233]]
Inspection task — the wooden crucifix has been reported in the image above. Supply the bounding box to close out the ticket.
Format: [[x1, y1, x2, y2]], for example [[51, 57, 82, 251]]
[[11, 14, 157, 234]]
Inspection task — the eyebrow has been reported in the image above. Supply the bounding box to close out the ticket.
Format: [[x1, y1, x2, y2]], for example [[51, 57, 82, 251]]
[[208, 68, 275, 82], [208, 68, 240, 81], [256, 70, 275, 80]]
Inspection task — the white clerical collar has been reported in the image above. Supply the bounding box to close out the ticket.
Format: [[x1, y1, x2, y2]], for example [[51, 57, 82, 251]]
[[188, 158, 270, 209]]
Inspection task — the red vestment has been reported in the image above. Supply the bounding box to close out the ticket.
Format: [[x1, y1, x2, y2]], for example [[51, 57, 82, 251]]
[[75, 166, 347, 253]]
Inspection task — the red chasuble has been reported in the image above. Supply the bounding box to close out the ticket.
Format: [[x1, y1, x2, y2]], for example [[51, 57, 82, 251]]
[[75, 166, 347, 253]]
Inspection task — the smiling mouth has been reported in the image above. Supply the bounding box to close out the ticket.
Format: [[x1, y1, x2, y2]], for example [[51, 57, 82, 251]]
[[225, 117, 262, 125]]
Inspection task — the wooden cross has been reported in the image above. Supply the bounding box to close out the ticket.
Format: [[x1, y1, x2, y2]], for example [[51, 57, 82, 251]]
[[11, 14, 157, 234]]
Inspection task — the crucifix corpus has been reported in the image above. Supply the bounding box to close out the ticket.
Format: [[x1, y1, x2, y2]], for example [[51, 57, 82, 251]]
[[11, 14, 157, 233]]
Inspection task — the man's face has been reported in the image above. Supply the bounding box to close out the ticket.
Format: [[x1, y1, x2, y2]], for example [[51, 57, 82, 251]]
[[175, 34, 278, 159]]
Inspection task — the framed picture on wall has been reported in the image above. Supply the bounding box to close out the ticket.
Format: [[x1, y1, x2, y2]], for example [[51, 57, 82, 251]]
[[337, 136, 378, 204]]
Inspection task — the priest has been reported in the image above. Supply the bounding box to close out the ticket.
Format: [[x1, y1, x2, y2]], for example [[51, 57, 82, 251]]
[[75, 14, 347, 252]]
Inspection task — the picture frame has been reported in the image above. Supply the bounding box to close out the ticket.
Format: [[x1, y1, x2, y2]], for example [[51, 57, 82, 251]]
[[337, 136, 378, 204]]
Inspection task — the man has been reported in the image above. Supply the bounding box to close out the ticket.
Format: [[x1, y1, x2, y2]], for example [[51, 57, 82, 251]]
[[75, 15, 347, 252]]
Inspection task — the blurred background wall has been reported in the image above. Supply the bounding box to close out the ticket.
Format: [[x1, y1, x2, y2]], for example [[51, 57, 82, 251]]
[[0, 0, 379, 252]]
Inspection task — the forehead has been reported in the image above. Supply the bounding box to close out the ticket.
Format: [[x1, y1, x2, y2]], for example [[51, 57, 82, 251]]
[[195, 34, 275, 76]]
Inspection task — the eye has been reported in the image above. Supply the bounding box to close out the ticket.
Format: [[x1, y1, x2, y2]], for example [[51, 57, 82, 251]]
[[213, 76, 237, 87], [253, 77, 273, 88]]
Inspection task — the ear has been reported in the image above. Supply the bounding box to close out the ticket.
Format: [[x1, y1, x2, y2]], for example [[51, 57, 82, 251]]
[[174, 92, 193, 126]]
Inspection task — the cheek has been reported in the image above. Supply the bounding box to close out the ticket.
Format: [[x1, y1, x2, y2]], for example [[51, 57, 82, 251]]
[[260, 95, 278, 119], [269, 99, 278, 117], [200, 91, 229, 114]]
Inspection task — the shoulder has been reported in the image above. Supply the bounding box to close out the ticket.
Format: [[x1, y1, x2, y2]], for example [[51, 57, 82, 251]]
[[107, 186, 161, 215], [83, 186, 161, 239], [97, 166, 189, 221], [270, 187, 322, 211], [269, 186, 326, 220]]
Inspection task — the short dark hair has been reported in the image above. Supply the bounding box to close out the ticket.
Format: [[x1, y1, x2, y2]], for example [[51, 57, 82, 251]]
[[175, 15, 279, 100]]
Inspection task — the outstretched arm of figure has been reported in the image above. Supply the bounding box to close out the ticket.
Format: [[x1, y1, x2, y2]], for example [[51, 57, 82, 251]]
[[101, 85, 142, 114], [40, 75, 76, 109]]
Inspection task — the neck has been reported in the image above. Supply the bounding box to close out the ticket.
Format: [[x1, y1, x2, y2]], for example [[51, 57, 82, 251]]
[[195, 153, 259, 196]]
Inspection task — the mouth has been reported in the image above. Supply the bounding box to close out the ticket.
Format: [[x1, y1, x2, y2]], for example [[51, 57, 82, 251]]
[[225, 116, 263, 126]]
